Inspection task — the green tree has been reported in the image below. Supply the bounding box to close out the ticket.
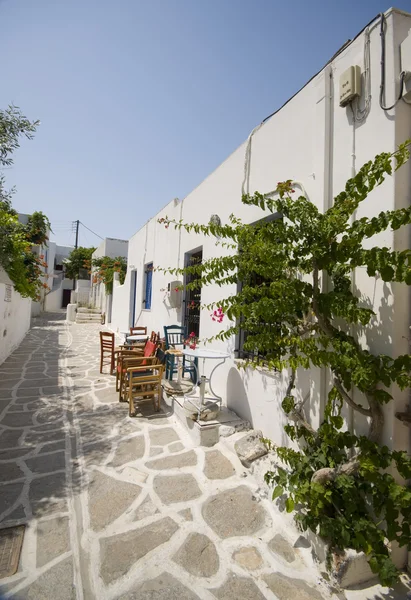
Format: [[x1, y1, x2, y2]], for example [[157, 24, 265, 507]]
[[0, 105, 51, 300], [159, 142, 411, 586], [64, 246, 96, 280]]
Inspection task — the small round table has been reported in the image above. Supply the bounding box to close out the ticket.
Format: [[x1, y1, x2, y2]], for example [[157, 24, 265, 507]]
[[182, 347, 230, 419]]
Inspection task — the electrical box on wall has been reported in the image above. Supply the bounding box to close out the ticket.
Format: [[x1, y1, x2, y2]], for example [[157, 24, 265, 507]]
[[339, 66, 361, 107], [168, 281, 182, 309]]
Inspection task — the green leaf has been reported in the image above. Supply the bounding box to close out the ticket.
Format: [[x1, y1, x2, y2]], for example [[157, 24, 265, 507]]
[[272, 485, 283, 500], [285, 497, 295, 513]]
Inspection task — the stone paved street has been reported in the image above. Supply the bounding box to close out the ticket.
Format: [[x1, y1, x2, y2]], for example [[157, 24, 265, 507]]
[[0, 314, 408, 599]]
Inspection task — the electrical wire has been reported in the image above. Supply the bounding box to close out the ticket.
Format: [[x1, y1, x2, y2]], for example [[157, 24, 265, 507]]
[[379, 13, 406, 111], [353, 27, 371, 122], [79, 221, 104, 240]]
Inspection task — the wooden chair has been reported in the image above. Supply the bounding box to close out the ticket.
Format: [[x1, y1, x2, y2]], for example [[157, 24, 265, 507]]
[[114, 349, 143, 392], [130, 326, 147, 336], [163, 325, 197, 382], [99, 331, 116, 374], [127, 362, 163, 416], [118, 355, 158, 403]]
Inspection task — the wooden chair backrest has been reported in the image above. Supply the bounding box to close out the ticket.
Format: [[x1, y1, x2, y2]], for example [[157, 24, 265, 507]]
[[130, 326, 147, 335], [164, 325, 186, 349], [100, 331, 114, 350], [149, 331, 161, 344]]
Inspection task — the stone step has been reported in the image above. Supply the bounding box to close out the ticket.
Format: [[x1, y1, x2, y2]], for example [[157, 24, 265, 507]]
[[77, 307, 101, 314]]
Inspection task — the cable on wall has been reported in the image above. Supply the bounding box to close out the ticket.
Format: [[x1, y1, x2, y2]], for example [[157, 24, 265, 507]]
[[379, 13, 406, 111], [353, 27, 371, 122]]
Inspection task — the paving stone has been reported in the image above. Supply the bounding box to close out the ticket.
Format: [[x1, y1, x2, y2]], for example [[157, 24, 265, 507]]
[[89, 470, 141, 531], [100, 517, 179, 584], [0, 461, 24, 482], [32, 423, 65, 433], [149, 447, 162, 457], [173, 533, 219, 577], [211, 572, 266, 600], [25, 429, 66, 446], [119, 572, 200, 599], [4, 504, 26, 522], [202, 486, 267, 538], [263, 573, 325, 600], [132, 495, 159, 521], [154, 474, 201, 504], [26, 451, 66, 475], [0, 429, 24, 447], [169, 441, 184, 453], [269, 534, 297, 563], [30, 472, 67, 517], [18, 556, 75, 599], [82, 441, 109, 467], [204, 450, 235, 480], [178, 508, 193, 521], [0, 481, 24, 515], [149, 427, 180, 446], [35, 406, 64, 424], [37, 440, 66, 455], [146, 450, 197, 470], [234, 430, 267, 467], [37, 516, 70, 567], [110, 436, 145, 467], [232, 546, 263, 571]]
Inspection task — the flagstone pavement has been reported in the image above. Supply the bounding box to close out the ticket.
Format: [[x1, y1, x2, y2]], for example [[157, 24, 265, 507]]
[[0, 313, 409, 600]]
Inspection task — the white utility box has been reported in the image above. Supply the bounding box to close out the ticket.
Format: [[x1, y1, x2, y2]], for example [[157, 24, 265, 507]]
[[339, 66, 361, 107], [168, 280, 183, 309]]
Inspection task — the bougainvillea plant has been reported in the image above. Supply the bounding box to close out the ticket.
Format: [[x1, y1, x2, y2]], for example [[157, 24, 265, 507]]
[[92, 256, 127, 295], [0, 105, 51, 300], [159, 142, 411, 586]]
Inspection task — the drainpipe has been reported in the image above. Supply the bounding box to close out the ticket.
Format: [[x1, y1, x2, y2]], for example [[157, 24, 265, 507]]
[[176, 198, 184, 271], [320, 64, 334, 419]]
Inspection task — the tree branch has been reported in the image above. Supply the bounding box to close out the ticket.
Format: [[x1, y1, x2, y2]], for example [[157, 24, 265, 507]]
[[333, 378, 371, 417]]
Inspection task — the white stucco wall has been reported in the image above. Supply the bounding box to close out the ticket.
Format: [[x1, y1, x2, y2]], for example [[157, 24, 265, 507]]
[[0, 269, 31, 365], [110, 10, 411, 482], [90, 238, 129, 311]]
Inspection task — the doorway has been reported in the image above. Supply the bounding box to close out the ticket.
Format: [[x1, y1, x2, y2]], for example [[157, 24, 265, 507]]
[[129, 270, 138, 327], [183, 248, 202, 337]]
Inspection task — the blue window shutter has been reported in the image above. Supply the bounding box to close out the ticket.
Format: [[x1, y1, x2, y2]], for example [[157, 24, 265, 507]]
[[145, 265, 153, 309]]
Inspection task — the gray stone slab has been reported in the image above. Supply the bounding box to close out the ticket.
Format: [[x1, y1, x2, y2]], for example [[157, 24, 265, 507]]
[[232, 546, 264, 571], [146, 450, 197, 470], [25, 429, 66, 446], [178, 508, 193, 521], [154, 474, 201, 504], [132, 495, 159, 521], [17, 556, 75, 599], [149, 427, 180, 446], [100, 517, 179, 585], [119, 572, 200, 599], [36, 406, 64, 424], [37, 516, 70, 567], [89, 470, 141, 531], [269, 534, 297, 563], [202, 486, 267, 538], [234, 430, 267, 468], [263, 573, 325, 599], [173, 532, 219, 577], [168, 441, 184, 453], [0, 429, 24, 448], [26, 451, 66, 475], [211, 572, 266, 600], [204, 450, 235, 480], [149, 447, 162, 457], [110, 436, 145, 467], [0, 461, 24, 482], [0, 481, 24, 515], [30, 472, 67, 517]]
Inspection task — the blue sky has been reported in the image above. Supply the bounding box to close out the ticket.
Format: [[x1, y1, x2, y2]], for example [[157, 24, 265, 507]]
[[0, 0, 395, 247]]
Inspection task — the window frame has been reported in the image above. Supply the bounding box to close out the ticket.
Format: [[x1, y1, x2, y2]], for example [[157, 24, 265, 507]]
[[142, 262, 153, 311]]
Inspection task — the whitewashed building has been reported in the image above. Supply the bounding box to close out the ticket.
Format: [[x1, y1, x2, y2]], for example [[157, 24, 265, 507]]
[[90, 238, 128, 317], [109, 7, 411, 569]]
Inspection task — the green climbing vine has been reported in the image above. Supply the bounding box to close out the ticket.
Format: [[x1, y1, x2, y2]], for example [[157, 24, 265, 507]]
[[92, 256, 127, 294], [159, 142, 411, 586]]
